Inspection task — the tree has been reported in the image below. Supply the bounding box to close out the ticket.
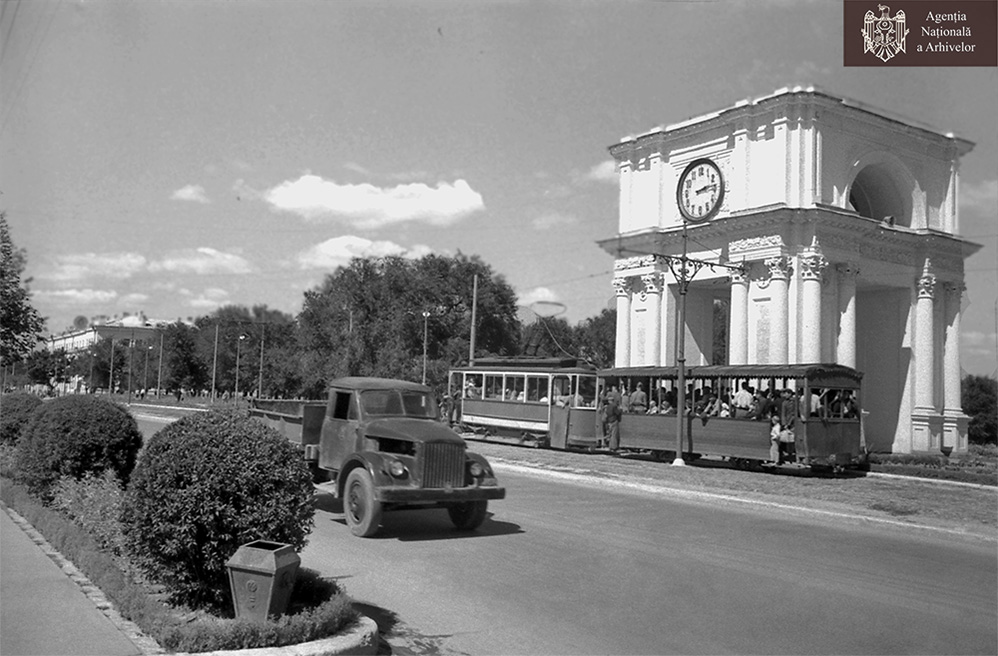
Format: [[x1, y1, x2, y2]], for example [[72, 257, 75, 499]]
[[24, 348, 71, 394], [298, 253, 520, 396], [1, 213, 46, 365], [163, 322, 208, 398], [520, 316, 577, 359], [573, 308, 616, 369], [962, 375, 997, 445]]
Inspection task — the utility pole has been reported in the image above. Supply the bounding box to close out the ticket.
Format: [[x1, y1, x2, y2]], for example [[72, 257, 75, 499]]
[[469, 274, 478, 366]]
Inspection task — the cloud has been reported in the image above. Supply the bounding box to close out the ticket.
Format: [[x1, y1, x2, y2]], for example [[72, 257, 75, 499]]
[[297, 236, 432, 270], [120, 293, 150, 305], [149, 248, 252, 275], [264, 174, 485, 228], [586, 160, 618, 183], [185, 287, 230, 310], [532, 212, 579, 230], [40, 252, 147, 281], [31, 288, 119, 304], [960, 179, 998, 215], [171, 184, 210, 204]]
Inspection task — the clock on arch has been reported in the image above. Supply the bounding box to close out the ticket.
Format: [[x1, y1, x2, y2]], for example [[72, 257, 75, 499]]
[[677, 158, 724, 223]]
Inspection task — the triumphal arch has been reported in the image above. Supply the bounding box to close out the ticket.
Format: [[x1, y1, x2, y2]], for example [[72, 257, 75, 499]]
[[599, 87, 979, 454]]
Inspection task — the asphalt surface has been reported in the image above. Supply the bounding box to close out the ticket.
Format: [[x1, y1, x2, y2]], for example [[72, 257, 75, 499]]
[[300, 466, 998, 655]]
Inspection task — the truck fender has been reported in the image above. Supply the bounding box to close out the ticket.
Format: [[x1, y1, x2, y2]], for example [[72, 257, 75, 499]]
[[465, 451, 499, 484], [336, 452, 395, 499]]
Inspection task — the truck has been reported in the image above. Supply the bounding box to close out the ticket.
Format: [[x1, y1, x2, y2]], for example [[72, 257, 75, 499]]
[[249, 377, 506, 537]]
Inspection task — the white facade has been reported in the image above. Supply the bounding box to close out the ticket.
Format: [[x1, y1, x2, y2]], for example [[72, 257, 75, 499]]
[[600, 87, 979, 454]]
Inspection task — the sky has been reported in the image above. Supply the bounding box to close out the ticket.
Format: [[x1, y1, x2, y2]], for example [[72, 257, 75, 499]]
[[1, 0, 996, 376]]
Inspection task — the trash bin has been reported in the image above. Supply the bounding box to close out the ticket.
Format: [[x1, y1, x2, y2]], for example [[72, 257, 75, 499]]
[[225, 539, 301, 621]]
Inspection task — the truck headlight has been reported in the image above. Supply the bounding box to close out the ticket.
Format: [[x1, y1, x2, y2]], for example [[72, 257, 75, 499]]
[[469, 462, 484, 477], [388, 460, 407, 478]]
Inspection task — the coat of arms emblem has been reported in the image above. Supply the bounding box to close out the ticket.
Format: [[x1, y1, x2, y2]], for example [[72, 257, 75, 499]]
[[862, 5, 909, 62]]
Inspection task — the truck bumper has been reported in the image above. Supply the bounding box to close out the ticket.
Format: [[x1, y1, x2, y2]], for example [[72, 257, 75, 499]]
[[376, 485, 506, 504]]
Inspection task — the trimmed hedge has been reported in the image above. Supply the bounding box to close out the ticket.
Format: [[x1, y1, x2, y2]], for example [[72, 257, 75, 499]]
[[121, 409, 315, 610], [13, 395, 142, 500], [1, 477, 357, 653], [0, 392, 43, 445]]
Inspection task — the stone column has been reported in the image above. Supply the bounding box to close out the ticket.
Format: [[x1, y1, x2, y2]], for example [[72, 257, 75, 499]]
[[728, 267, 749, 365], [641, 272, 664, 366], [911, 268, 939, 452], [799, 250, 828, 363], [942, 283, 969, 451], [613, 277, 631, 368], [914, 271, 936, 409], [765, 257, 791, 364], [836, 264, 859, 368]]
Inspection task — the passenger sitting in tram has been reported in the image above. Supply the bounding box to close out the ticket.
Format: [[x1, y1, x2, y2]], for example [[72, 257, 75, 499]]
[[629, 383, 648, 414]]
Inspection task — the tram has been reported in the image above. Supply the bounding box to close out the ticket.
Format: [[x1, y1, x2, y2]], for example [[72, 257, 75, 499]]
[[599, 363, 865, 469], [448, 358, 600, 449]]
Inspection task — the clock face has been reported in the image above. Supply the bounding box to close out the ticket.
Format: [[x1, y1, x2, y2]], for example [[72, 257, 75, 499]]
[[677, 158, 724, 223]]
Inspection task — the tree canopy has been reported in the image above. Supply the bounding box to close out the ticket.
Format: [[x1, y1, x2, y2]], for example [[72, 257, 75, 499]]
[[297, 253, 520, 396], [962, 375, 997, 445], [1, 213, 46, 364]]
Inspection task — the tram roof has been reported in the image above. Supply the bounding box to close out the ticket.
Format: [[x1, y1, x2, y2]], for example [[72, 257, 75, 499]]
[[456, 357, 597, 373], [598, 363, 863, 383]]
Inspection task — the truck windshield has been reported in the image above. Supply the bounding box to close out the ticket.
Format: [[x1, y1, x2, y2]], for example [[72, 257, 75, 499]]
[[359, 389, 438, 418]]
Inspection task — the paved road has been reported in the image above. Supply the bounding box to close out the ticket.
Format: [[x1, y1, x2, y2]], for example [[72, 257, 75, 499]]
[[133, 413, 998, 655]]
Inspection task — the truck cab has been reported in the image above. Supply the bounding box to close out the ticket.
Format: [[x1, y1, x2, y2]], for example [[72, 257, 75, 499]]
[[254, 377, 505, 537]]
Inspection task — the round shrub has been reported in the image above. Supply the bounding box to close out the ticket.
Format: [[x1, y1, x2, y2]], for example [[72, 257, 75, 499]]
[[121, 409, 315, 611], [0, 392, 43, 445], [13, 395, 142, 499]]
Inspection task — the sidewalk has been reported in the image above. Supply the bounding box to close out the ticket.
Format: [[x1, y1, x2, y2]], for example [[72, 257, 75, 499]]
[[0, 506, 147, 656]]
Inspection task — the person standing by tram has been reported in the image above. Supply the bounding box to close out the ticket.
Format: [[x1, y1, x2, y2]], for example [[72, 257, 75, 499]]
[[603, 384, 623, 452]]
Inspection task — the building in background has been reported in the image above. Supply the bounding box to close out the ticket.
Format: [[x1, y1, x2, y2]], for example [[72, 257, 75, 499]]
[[599, 87, 980, 454]]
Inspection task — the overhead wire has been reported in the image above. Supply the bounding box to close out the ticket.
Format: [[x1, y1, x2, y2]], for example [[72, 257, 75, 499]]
[[0, 0, 60, 139]]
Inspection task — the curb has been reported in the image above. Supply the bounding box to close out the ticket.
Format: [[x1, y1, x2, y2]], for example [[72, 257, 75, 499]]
[[172, 616, 379, 656], [1, 503, 379, 656]]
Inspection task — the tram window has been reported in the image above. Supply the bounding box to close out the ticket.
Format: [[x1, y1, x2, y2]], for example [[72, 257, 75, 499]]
[[508, 375, 526, 401], [464, 375, 481, 398], [578, 376, 597, 406], [484, 374, 503, 400], [527, 376, 548, 402]]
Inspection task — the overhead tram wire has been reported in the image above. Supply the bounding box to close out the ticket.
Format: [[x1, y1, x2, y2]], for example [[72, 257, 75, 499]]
[[0, 0, 22, 67], [0, 0, 60, 140]]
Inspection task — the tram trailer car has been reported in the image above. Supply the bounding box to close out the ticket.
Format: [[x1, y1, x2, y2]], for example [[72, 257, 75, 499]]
[[249, 377, 505, 537], [449, 357, 601, 449], [599, 364, 865, 470]]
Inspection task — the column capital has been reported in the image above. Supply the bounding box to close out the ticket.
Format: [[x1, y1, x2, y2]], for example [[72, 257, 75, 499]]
[[764, 256, 792, 281], [728, 266, 749, 286], [916, 272, 937, 299], [612, 277, 631, 297], [799, 252, 828, 281], [640, 272, 664, 296]]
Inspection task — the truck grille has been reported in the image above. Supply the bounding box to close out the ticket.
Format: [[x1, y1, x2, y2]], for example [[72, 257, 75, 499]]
[[418, 442, 465, 488]]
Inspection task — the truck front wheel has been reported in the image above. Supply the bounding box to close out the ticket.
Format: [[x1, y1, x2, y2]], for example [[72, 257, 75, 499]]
[[448, 500, 488, 530], [344, 468, 382, 537]]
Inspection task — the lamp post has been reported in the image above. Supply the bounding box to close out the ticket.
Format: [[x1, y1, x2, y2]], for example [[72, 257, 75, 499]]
[[257, 325, 265, 399], [127, 335, 135, 404], [156, 332, 164, 398], [235, 334, 246, 399], [210, 323, 219, 403], [421, 311, 430, 385], [143, 346, 152, 399], [663, 158, 742, 465]]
